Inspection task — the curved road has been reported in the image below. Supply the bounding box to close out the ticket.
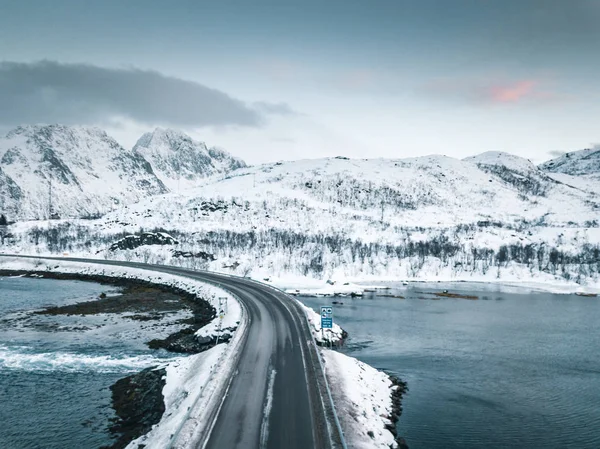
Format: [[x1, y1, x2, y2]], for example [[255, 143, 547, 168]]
[[0, 256, 345, 449]]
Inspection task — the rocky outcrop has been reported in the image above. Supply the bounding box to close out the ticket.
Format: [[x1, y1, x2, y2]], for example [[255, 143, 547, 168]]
[[109, 232, 179, 251], [105, 367, 166, 449]]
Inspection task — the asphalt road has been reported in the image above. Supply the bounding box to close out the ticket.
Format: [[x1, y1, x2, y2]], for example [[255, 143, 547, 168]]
[[0, 256, 345, 449]]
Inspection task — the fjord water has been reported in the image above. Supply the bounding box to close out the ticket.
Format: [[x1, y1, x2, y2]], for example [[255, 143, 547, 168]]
[[0, 277, 169, 449], [299, 283, 600, 449]]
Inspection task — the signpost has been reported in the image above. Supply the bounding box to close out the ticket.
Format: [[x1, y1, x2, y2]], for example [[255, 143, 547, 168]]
[[321, 306, 333, 328], [321, 306, 333, 348]]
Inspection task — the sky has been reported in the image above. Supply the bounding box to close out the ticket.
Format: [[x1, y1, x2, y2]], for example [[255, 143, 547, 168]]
[[0, 0, 599, 164]]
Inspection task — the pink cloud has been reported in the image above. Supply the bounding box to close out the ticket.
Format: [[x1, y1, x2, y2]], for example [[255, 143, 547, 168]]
[[488, 80, 538, 103], [422, 76, 566, 106]]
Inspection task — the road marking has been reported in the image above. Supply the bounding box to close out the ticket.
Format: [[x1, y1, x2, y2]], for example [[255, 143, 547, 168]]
[[259, 367, 277, 449]]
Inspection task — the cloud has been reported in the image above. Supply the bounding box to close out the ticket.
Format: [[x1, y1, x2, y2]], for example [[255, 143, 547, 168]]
[[423, 77, 563, 106], [489, 80, 538, 104], [253, 101, 298, 116], [0, 60, 263, 128]]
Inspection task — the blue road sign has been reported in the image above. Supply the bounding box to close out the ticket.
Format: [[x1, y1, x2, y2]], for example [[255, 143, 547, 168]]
[[321, 306, 333, 329]]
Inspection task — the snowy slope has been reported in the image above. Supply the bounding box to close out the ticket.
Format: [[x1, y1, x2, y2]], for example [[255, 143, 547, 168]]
[[132, 128, 246, 191], [539, 147, 600, 176], [0, 125, 167, 219], [98, 154, 599, 236], [465, 151, 573, 197], [3, 149, 600, 288]]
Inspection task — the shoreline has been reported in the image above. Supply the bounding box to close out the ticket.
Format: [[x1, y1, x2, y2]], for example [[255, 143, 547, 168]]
[[1, 269, 217, 449], [2, 265, 411, 449]]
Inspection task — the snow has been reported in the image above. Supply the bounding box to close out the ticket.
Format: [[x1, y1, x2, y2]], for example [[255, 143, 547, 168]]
[[540, 147, 600, 176], [0, 256, 246, 449], [322, 349, 400, 449], [3, 146, 599, 293], [0, 125, 245, 219], [296, 301, 345, 345], [464, 151, 537, 174], [132, 127, 246, 192], [127, 345, 227, 449]]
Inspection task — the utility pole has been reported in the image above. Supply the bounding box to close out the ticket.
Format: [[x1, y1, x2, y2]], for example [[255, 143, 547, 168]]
[[215, 296, 224, 345], [48, 179, 52, 219]]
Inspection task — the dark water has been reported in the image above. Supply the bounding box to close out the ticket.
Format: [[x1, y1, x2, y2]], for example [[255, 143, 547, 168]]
[[298, 282, 600, 449], [0, 277, 174, 449]]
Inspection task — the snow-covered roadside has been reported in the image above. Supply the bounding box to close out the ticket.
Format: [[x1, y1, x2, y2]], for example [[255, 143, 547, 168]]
[[322, 349, 406, 449], [296, 300, 346, 345], [127, 345, 227, 448], [263, 268, 600, 296], [0, 256, 245, 449]]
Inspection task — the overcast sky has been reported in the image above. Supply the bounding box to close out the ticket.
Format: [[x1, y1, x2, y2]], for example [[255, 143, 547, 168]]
[[1, 0, 599, 163]]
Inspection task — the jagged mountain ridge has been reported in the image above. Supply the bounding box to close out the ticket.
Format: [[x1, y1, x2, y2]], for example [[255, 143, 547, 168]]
[[0, 125, 246, 219], [132, 128, 246, 191]]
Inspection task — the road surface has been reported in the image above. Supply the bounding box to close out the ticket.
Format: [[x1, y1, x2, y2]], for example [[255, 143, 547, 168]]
[[0, 255, 345, 449]]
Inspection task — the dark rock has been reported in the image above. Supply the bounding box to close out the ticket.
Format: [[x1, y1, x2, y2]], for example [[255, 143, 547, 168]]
[[384, 375, 409, 448], [103, 367, 166, 449], [148, 328, 215, 353], [171, 249, 216, 261], [109, 232, 179, 251]]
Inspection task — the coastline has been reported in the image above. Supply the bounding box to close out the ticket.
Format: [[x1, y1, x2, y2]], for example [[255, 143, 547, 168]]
[[0, 269, 219, 448], [1, 261, 410, 449]]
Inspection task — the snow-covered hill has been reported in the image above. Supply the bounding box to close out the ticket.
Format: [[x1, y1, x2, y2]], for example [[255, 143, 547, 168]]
[[106, 154, 597, 235], [132, 128, 246, 191], [4, 153, 599, 289], [0, 125, 246, 220], [539, 147, 600, 176]]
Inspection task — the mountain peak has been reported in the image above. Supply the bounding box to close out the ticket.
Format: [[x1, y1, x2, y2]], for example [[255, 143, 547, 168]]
[[132, 128, 246, 189], [6, 124, 109, 140], [0, 124, 166, 219]]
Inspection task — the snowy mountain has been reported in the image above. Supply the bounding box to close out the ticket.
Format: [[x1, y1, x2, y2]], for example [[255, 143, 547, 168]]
[[132, 128, 246, 191], [5, 153, 598, 288], [0, 125, 168, 219], [539, 147, 600, 176], [0, 125, 247, 220]]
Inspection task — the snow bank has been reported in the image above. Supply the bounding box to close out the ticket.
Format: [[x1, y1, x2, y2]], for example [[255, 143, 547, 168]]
[[128, 345, 227, 449], [296, 300, 346, 345], [322, 349, 401, 449]]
